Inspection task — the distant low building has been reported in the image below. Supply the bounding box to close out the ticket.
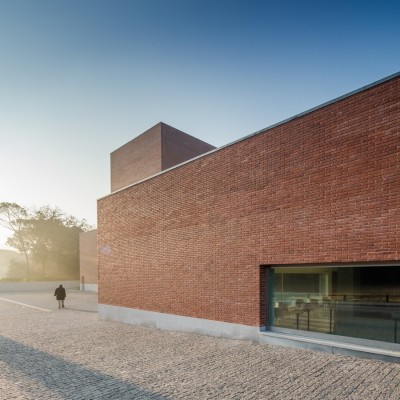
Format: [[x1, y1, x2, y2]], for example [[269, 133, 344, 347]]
[[0, 249, 24, 279], [79, 229, 98, 292]]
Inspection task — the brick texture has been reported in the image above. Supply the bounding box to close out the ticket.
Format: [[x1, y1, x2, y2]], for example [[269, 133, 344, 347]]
[[161, 124, 215, 170], [110, 122, 215, 192], [98, 75, 400, 327], [110, 124, 161, 192]]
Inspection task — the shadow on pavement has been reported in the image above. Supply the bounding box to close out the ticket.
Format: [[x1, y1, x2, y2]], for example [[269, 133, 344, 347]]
[[0, 335, 170, 399]]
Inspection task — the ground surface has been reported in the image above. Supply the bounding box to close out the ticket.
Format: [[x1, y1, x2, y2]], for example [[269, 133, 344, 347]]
[[0, 290, 399, 400]]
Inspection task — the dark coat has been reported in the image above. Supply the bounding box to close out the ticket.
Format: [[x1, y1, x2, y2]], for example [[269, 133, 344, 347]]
[[54, 286, 66, 300]]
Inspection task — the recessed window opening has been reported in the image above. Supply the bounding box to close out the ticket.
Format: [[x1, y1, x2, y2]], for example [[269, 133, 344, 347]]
[[270, 265, 400, 344]]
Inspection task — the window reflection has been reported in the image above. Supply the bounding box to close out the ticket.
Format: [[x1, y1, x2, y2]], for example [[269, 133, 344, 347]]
[[271, 266, 400, 343]]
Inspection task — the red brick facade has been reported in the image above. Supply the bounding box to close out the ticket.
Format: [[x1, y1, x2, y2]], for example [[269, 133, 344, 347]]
[[110, 122, 215, 192], [111, 123, 161, 192], [98, 75, 400, 328]]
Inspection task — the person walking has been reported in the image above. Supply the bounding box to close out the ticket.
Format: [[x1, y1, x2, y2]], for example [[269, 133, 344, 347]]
[[54, 284, 66, 309]]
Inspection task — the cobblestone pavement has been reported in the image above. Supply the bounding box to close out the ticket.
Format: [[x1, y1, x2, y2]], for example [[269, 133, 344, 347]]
[[0, 290, 399, 400]]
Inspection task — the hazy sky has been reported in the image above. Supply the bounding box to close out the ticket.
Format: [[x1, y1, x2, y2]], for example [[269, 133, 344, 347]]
[[1, 0, 399, 248]]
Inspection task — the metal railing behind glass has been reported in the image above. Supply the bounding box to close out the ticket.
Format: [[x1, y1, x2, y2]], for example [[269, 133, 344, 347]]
[[271, 293, 400, 343]]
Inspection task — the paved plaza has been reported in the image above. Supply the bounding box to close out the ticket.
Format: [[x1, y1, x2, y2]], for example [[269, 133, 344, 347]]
[[0, 289, 399, 399]]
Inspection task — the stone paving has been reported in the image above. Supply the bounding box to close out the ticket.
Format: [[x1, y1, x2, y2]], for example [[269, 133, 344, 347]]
[[0, 289, 399, 400]]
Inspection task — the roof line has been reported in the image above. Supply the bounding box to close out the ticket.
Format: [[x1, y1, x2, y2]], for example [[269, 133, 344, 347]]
[[98, 71, 400, 201]]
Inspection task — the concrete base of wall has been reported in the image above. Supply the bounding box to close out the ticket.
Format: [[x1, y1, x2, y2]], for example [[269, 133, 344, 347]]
[[98, 303, 400, 363], [98, 304, 260, 341], [80, 283, 98, 292]]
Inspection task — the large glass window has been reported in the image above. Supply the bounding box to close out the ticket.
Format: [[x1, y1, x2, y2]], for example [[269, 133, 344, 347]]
[[270, 265, 400, 343]]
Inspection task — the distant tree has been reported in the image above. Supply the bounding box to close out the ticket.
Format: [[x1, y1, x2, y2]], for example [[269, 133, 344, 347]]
[[2, 203, 92, 279], [6, 206, 92, 278], [0, 202, 31, 276]]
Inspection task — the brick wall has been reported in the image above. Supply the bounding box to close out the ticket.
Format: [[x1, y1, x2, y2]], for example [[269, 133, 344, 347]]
[[110, 124, 161, 192], [161, 124, 216, 170], [110, 122, 215, 192], [98, 75, 400, 327]]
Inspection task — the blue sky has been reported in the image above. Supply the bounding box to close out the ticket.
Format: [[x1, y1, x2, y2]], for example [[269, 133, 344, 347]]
[[0, 0, 399, 247]]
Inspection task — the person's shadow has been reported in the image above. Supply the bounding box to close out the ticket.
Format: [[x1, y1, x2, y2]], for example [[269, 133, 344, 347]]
[[0, 335, 171, 399]]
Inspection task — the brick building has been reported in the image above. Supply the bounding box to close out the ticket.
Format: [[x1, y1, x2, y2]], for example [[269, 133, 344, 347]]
[[98, 74, 400, 361]]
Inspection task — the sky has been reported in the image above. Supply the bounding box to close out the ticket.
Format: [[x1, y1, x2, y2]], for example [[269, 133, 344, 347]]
[[0, 0, 399, 248]]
